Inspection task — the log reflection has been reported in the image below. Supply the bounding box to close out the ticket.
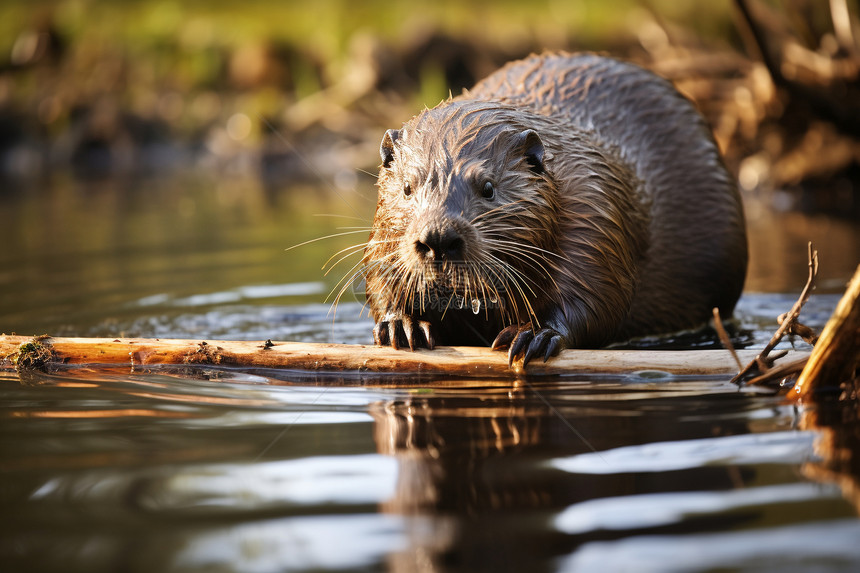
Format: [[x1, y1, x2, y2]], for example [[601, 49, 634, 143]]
[[801, 403, 860, 514]]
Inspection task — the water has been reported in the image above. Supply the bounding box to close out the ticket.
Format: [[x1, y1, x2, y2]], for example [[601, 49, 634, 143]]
[[2, 172, 860, 572]]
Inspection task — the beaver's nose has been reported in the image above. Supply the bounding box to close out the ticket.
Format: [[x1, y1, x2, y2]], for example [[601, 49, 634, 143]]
[[415, 226, 464, 261]]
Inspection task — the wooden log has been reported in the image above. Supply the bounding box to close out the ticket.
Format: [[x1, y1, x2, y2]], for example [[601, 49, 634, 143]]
[[0, 334, 808, 379], [790, 264, 860, 400]]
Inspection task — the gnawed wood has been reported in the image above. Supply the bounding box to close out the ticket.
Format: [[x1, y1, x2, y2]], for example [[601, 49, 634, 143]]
[[791, 264, 860, 400], [0, 334, 808, 379]]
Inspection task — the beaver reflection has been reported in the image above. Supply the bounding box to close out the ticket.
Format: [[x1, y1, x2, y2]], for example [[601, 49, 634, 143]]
[[370, 393, 545, 513], [369, 382, 757, 570]]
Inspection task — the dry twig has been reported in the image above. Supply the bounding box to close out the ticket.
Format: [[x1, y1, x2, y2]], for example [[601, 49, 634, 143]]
[[732, 242, 818, 385], [713, 307, 743, 371], [777, 313, 819, 345], [745, 356, 810, 386]]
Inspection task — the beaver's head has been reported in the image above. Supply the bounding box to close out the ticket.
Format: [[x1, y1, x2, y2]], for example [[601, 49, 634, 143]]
[[364, 101, 563, 327]]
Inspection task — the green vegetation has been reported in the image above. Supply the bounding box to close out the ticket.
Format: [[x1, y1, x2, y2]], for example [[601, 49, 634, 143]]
[[0, 0, 736, 177], [1, 1, 736, 59], [3, 0, 856, 218]]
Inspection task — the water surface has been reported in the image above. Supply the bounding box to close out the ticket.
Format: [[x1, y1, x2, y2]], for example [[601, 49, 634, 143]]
[[2, 173, 859, 572]]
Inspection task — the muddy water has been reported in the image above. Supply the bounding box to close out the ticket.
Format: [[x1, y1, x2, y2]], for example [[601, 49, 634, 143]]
[[1, 173, 859, 572]]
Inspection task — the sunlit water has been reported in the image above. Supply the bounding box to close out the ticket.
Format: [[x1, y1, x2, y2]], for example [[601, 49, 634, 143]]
[[2, 173, 860, 572]]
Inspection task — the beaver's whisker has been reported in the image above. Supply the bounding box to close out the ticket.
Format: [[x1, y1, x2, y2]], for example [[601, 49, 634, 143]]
[[364, 237, 402, 250], [399, 267, 412, 313], [326, 243, 394, 277], [482, 236, 566, 261], [312, 213, 373, 223], [333, 248, 396, 293], [328, 258, 392, 321], [286, 229, 376, 253], [328, 245, 398, 317], [483, 242, 563, 282], [329, 273, 362, 317], [485, 251, 552, 297], [488, 245, 560, 295], [337, 251, 400, 303], [389, 261, 412, 313], [479, 254, 534, 325], [323, 243, 370, 274], [462, 261, 496, 321], [405, 268, 422, 316], [328, 258, 383, 310], [483, 236, 557, 267], [484, 252, 548, 325], [497, 267, 539, 328], [327, 256, 374, 304], [473, 266, 491, 320]]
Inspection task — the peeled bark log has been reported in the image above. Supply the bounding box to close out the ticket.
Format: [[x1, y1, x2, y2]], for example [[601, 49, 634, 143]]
[[0, 334, 807, 379]]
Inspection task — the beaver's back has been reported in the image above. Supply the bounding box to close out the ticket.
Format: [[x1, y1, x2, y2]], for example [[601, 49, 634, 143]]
[[469, 53, 747, 337]]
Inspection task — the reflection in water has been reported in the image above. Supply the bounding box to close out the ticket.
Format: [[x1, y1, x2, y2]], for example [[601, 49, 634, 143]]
[[2, 174, 860, 571], [801, 402, 860, 515], [364, 378, 856, 571], [3, 349, 860, 570]]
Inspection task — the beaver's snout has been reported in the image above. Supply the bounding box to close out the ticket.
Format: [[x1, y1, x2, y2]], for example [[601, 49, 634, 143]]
[[414, 225, 464, 262]]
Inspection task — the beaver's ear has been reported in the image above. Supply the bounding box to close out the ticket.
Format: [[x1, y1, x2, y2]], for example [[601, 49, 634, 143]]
[[513, 129, 547, 174], [380, 129, 400, 168]]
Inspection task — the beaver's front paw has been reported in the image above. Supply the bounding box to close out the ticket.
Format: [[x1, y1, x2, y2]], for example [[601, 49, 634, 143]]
[[492, 324, 565, 366], [373, 315, 435, 351]]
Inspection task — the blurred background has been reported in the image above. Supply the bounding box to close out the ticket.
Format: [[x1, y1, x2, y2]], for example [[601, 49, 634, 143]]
[[0, 0, 739, 181], [2, 0, 858, 202], [1, 0, 859, 336]]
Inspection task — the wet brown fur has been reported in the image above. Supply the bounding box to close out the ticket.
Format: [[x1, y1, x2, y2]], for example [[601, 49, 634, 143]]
[[363, 52, 748, 351]]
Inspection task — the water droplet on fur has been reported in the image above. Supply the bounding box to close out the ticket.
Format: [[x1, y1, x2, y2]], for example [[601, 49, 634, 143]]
[[489, 293, 498, 304], [457, 296, 464, 309], [471, 298, 481, 314]]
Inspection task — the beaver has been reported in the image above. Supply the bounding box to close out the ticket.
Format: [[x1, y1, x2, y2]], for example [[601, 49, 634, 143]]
[[362, 52, 747, 365]]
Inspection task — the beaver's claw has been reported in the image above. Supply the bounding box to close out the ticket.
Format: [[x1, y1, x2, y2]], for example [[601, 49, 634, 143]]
[[491, 324, 564, 366], [373, 316, 435, 351]]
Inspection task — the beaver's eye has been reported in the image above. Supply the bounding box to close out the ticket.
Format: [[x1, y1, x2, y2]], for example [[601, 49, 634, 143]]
[[481, 181, 495, 200], [403, 182, 412, 198]]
